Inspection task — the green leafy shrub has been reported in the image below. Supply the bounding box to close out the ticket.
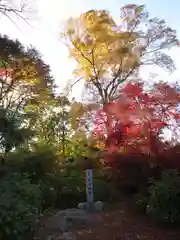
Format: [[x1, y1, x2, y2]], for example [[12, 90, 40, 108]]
[[104, 153, 151, 195], [39, 177, 57, 209], [56, 176, 86, 209], [93, 178, 110, 201], [0, 173, 42, 240], [6, 143, 58, 182], [22, 144, 58, 180], [35, 166, 85, 209], [56, 177, 110, 208], [36, 163, 111, 210], [5, 144, 59, 209], [56, 175, 111, 208], [39, 172, 64, 209], [137, 170, 180, 224]]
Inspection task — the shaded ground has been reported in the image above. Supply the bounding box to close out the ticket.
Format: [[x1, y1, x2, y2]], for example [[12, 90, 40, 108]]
[[36, 200, 180, 240]]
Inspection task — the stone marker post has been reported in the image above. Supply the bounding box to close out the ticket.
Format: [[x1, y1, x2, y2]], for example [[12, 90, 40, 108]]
[[85, 169, 94, 204], [77, 157, 103, 212]]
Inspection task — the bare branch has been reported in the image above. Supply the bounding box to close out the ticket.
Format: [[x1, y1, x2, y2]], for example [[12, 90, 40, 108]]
[[0, 0, 36, 28]]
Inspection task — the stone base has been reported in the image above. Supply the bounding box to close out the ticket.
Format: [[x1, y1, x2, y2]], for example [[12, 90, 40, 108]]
[[47, 208, 100, 233], [77, 201, 103, 212]]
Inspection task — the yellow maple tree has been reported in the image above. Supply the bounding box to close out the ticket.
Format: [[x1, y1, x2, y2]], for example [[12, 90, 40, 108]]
[[62, 4, 178, 131], [62, 4, 178, 105]]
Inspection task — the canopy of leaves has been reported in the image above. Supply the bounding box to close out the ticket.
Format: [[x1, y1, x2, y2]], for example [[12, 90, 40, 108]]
[[0, 107, 34, 164], [91, 81, 180, 154], [0, 35, 56, 163], [31, 96, 70, 145], [62, 4, 178, 103], [0, 35, 56, 114]]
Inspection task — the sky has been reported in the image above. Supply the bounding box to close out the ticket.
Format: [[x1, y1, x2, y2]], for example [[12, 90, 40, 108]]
[[0, 0, 180, 99]]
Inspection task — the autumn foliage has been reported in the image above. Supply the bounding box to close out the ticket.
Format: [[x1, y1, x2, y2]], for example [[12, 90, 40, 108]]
[[62, 4, 178, 105], [62, 4, 180, 201], [92, 81, 180, 156]]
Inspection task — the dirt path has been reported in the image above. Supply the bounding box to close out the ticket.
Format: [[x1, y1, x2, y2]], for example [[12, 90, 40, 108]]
[[36, 202, 180, 240], [72, 202, 180, 240]]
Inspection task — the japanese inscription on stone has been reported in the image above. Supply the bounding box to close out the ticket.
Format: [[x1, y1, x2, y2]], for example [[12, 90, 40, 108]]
[[85, 169, 94, 203]]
